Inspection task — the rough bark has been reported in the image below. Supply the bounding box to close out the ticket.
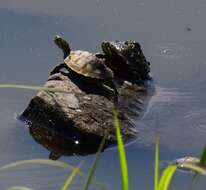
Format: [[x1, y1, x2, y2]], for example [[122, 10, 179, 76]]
[[20, 61, 153, 159]]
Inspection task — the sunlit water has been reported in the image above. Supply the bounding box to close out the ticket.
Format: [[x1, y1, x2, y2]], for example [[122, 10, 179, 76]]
[[0, 0, 206, 189]]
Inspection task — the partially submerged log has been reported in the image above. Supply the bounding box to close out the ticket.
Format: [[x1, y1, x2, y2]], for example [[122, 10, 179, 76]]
[[20, 70, 153, 159], [20, 39, 153, 159]]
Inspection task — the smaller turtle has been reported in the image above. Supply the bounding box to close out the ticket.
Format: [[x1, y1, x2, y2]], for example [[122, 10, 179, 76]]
[[100, 41, 151, 81], [51, 35, 118, 103]]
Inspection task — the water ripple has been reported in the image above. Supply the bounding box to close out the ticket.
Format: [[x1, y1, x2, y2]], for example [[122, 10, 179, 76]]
[[152, 43, 189, 60], [143, 86, 194, 118], [185, 108, 206, 133]]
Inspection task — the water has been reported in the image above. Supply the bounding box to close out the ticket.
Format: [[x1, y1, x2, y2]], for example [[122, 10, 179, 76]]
[[0, 0, 206, 189]]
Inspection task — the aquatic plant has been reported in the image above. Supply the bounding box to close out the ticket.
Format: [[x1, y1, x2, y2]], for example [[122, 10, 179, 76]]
[[83, 135, 106, 190], [0, 159, 82, 190], [154, 140, 206, 190], [113, 109, 129, 190], [61, 163, 82, 190]]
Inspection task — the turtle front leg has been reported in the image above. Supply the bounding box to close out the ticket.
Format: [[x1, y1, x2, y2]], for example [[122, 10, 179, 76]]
[[50, 63, 66, 75], [109, 81, 118, 106], [102, 80, 118, 106]]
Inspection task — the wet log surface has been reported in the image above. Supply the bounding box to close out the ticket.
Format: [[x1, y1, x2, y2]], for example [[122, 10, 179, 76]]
[[19, 40, 153, 159], [20, 70, 153, 159]]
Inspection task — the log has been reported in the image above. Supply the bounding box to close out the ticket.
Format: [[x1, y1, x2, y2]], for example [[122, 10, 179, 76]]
[[19, 41, 153, 159]]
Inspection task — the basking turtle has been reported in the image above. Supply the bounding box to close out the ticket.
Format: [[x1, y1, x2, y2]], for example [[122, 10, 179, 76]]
[[99, 41, 151, 81], [51, 35, 118, 103]]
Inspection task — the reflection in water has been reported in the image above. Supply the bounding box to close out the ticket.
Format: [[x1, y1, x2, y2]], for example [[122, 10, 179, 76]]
[[143, 86, 193, 119], [137, 86, 206, 153], [28, 123, 106, 160]]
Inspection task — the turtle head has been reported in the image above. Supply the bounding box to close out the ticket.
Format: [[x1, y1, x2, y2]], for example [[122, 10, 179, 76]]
[[54, 35, 71, 59], [101, 41, 126, 62], [101, 41, 128, 73], [101, 41, 151, 80]]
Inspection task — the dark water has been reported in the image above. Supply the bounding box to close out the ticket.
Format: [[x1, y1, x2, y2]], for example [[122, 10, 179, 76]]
[[0, 0, 206, 189]]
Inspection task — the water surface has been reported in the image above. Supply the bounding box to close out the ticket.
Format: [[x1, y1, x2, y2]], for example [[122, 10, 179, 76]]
[[0, 0, 206, 189]]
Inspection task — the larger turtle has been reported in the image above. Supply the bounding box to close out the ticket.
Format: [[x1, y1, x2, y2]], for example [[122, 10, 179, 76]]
[[99, 41, 151, 81], [51, 35, 118, 103]]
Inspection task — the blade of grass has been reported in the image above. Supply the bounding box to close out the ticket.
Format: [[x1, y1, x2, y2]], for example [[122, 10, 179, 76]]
[[61, 162, 83, 190], [180, 163, 206, 175], [192, 146, 206, 183], [199, 146, 206, 167], [0, 84, 71, 94], [113, 109, 129, 190], [157, 164, 177, 190], [0, 159, 107, 190], [0, 159, 83, 176], [154, 137, 159, 190], [6, 187, 33, 190], [184, 161, 206, 187], [83, 134, 106, 190]]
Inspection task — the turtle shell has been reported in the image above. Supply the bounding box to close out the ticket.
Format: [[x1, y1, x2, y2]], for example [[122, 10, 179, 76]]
[[64, 50, 113, 79]]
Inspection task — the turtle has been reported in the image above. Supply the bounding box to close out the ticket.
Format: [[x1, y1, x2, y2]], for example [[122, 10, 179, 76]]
[[51, 35, 118, 103], [99, 41, 151, 81]]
